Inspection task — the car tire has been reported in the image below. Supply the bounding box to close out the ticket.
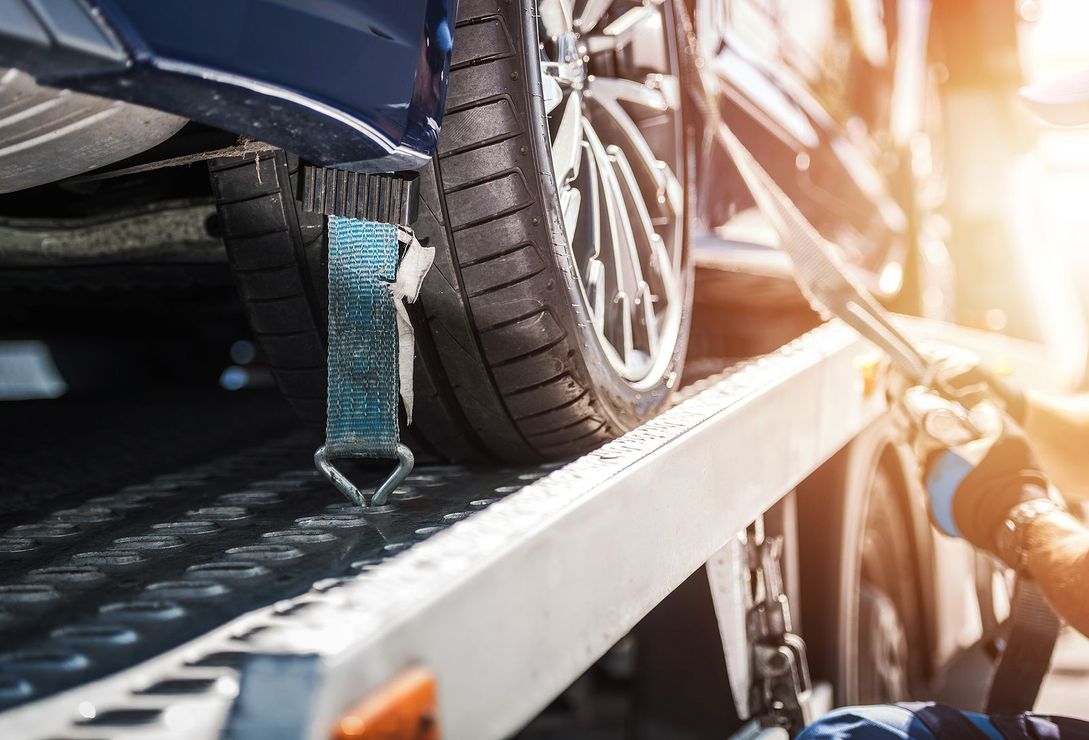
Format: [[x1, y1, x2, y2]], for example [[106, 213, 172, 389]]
[[208, 0, 693, 463], [797, 416, 927, 704]]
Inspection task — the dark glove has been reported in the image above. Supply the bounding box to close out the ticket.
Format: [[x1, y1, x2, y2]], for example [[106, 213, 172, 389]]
[[925, 412, 1048, 554], [931, 356, 1027, 424]]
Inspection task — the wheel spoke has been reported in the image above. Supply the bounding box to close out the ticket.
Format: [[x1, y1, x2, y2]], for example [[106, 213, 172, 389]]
[[585, 124, 642, 306], [560, 186, 582, 240], [584, 142, 613, 338], [651, 232, 678, 309], [586, 125, 636, 361], [607, 145, 653, 285], [607, 143, 668, 310], [586, 258, 606, 333], [603, 4, 660, 41], [585, 76, 683, 216], [591, 75, 670, 111], [542, 74, 564, 114], [552, 92, 584, 187], [618, 292, 634, 364], [584, 133, 602, 261], [590, 123, 653, 367], [586, 3, 661, 52], [539, 0, 574, 39], [639, 281, 659, 356], [652, 73, 681, 112], [608, 143, 660, 357], [575, 0, 614, 34]]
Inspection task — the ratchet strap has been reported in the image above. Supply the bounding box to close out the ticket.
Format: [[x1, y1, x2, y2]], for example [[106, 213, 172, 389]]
[[985, 578, 1061, 714], [315, 216, 434, 508]]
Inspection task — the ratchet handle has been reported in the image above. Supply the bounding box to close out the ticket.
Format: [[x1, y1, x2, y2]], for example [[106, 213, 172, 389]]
[[901, 386, 985, 460]]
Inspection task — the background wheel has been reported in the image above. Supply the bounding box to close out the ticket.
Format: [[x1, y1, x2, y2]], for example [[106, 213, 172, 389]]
[[209, 0, 693, 463], [797, 417, 927, 704]]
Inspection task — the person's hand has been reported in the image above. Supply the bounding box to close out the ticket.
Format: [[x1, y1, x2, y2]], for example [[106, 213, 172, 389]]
[[929, 354, 1027, 424], [924, 401, 1048, 554]]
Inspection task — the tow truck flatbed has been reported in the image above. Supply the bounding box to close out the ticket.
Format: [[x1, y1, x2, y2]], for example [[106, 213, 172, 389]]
[[0, 317, 1062, 740]]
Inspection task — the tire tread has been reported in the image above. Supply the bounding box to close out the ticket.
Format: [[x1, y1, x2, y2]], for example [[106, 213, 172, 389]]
[[208, 0, 688, 462]]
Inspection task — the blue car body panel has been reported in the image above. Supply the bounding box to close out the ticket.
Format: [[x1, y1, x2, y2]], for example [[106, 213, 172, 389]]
[[1, 0, 455, 172]]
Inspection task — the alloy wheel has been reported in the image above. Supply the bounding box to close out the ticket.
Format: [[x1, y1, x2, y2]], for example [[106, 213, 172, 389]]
[[857, 585, 911, 701], [538, 0, 686, 385]]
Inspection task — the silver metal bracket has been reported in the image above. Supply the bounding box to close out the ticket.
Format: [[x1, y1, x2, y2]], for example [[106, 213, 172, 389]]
[[314, 443, 414, 508]]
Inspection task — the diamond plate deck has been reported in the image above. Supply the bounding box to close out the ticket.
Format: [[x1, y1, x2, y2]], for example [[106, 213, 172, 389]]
[[0, 435, 549, 721]]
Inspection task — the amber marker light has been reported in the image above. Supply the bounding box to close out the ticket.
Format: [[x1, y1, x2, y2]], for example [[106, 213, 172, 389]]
[[853, 353, 886, 398], [332, 666, 439, 740], [991, 357, 1015, 377]]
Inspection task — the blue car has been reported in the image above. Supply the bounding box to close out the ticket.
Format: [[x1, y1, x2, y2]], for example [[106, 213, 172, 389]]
[[0, 0, 951, 465]]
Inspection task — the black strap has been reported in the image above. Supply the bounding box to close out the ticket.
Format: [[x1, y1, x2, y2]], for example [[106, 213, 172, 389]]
[[900, 702, 989, 739], [985, 579, 1062, 714], [991, 714, 1054, 740], [1046, 716, 1089, 739]]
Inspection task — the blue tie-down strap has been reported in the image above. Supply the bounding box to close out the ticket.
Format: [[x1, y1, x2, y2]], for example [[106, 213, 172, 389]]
[[314, 216, 418, 508]]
